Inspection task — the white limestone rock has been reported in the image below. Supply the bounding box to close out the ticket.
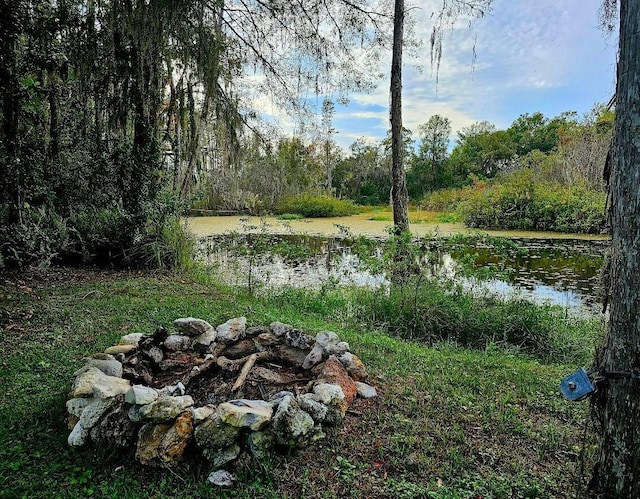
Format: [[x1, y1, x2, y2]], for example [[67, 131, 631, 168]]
[[208, 470, 235, 487], [71, 367, 131, 399], [302, 344, 325, 370], [66, 397, 93, 418], [174, 317, 214, 337], [218, 399, 273, 431], [68, 420, 90, 447], [119, 333, 145, 346], [125, 385, 160, 405], [315, 330, 340, 347], [355, 381, 377, 399], [216, 317, 246, 343], [164, 334, 193, 351]]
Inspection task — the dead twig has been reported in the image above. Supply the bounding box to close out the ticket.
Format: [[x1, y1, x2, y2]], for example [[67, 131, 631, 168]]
[[217, 351, 273, 372], [231, 353, 258, 391]]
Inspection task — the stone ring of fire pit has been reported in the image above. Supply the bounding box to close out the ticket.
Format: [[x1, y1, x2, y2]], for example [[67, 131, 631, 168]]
[[66, 317, 377, 475]]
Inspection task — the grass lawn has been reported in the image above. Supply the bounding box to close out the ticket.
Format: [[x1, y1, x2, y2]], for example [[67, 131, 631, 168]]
[[0, 268, 596, 498]]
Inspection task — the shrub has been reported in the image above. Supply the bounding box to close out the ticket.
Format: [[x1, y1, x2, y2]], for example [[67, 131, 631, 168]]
[[0, 205, 71, 268], [275, 194, 360, 218], [458, 170, 606, 234]]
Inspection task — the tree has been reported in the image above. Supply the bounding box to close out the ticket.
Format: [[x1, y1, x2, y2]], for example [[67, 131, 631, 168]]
[[388, 0, 491, 232], [448, 122, 513, 180], [408, 115, 451, 196], [0, 0, 395, 267], [320, 99, 337, 194], [333, 138, 389, 204], [590, 0, 640, 495], [390, 0, 409, 233]]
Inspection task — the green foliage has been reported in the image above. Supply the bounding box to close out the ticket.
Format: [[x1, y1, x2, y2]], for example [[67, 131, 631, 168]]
[[0, 204, 71, 268], [277, 213, 304, 220], [275, 194, 359, 218], [332, 138, 390, 205], [458, 170, 606, 234]]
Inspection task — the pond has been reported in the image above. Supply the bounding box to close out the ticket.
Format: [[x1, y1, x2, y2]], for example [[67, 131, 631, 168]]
[[189, 216, 608, 316]]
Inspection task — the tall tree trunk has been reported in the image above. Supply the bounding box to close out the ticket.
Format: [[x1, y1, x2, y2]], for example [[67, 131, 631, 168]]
[[590, 1, 640, 496], [390, 0, 409, 233], [0, 0, 21, 223]]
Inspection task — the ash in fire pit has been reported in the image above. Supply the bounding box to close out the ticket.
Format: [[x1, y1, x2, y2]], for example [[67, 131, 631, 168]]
[[66, 317, 377, 476]]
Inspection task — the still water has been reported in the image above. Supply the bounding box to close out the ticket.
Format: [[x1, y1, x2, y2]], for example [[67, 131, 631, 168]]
[[191, 216, 608, 316]]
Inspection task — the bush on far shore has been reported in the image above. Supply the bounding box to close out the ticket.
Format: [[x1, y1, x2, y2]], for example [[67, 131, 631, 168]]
[[275, 194, 360, 218]]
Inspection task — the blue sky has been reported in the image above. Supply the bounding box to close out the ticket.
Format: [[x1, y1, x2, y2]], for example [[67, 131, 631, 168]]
[[326, 0, 618, 150]]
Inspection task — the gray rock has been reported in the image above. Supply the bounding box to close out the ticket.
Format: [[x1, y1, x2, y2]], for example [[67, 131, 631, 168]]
[[218, 399, 273, 431], [270, 321, 293, 337], [297, 394, 329, 423], [194, 328, 217, 347], [66, 397, 93, 418], [324, 341, 350, 356], [164, 334, 193, 351], [160, 382, 185, 397], [216, 317, 247, 343], [89, 353, 116, 361], [245, 325, 269, 337], [268, 391, 294, 407], [143, 345, 163, 364], [191, 405, 216, 423], [208, 469, 235, 487], [315, 330, 340, 347], [104, 344, 137, 355], [195, 414, 241, 451], [174, 317, 214, 337], [125, 385, 160, 405], [246, 430, 275, 460], [313, 383, 346, 407], [212, 444, 241, 468], [342, 353, 368, 381], [272, 395, 315, 447], [119, 333, 145, 346], [284, 329, 315, 350], [79, 398, 116, 429], [134, 395, 194, 422], [71, 367, 131, 399], [68, 420, 90, 447], [79, 358, 123, 378], [302, 345, 325, 370], [355, 381, 377, 399], [89, 402, 137, 449]]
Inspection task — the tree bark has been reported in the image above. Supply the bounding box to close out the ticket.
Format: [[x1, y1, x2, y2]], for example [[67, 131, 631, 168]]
[[590, 1, 640, 496], [390, 0, 409, 233]]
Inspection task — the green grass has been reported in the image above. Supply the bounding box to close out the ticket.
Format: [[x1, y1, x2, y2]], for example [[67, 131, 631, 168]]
[[0, 268, 599, 498]]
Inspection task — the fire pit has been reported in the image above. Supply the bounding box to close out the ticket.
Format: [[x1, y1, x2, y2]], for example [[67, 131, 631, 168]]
[[66, 317, 377, 474]]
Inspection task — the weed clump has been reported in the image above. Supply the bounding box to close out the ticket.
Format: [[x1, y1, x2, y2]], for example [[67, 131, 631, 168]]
[[275, 194, 359, 218]]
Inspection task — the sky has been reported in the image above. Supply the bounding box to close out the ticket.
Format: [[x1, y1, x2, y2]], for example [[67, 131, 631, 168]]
[[253, 0, 618, 152]]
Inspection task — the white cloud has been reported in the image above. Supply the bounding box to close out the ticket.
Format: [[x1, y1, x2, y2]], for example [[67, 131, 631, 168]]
[[236, 0, 616, 152]]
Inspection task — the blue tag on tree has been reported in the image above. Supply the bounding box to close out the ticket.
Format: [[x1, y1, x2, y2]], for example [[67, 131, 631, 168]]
[[560, 368, 595, 401]]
